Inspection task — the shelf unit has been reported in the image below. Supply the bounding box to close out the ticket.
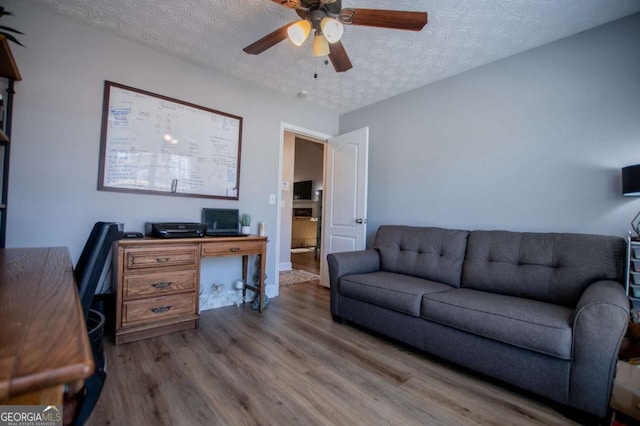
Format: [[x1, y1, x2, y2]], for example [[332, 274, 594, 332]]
[[625, 235, 640, 307], [0, 37, 22, 248]]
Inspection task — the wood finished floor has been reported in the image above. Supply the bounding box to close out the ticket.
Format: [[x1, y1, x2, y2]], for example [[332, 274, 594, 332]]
[[90, 283, 584, 425], [291, 250, 320, 275]]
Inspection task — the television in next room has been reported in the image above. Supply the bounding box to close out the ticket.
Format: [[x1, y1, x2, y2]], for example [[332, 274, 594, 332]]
[[293, 180, 312, 200]]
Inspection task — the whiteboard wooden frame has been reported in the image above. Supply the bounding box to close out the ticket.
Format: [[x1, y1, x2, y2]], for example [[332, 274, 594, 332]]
[[98, 81, 243, 200]]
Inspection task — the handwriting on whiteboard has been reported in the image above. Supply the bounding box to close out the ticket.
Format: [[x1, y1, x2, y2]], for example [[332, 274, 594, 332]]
[[99, 82, 242, 200]]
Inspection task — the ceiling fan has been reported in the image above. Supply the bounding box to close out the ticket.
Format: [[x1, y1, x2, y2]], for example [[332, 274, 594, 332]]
[[243, 0, 428, 73]]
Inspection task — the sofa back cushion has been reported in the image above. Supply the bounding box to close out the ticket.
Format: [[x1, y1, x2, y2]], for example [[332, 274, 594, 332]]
[[374, 225, 470, 287], [461, 230, 625, 307]]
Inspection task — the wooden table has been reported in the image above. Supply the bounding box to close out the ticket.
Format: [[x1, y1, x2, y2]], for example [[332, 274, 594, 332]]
[[0, 247, 94, 405], [114, 235, 268, 345]]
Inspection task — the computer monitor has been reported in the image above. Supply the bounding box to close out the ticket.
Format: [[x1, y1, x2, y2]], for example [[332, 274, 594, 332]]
[[202, 208, 241, 236]]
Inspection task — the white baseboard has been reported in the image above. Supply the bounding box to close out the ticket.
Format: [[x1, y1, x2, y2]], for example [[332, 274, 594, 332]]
[[266, 284, 278, 298], [279, 262, 292, 271]]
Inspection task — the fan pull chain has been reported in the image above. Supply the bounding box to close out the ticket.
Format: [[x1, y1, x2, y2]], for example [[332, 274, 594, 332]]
[[314, 56, 318, 79], [313, 58, 330, 79]]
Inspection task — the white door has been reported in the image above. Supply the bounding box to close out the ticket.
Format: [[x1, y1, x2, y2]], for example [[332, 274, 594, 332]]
[[320, 127, 369, 287]]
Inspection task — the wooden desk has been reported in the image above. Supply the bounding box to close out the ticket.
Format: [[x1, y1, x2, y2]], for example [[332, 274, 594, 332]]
[[0, 247, 94, 405], [114, 235, 267, 345]]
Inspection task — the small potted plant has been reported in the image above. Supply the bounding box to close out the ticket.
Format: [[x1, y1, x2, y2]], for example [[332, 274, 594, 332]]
[[240, 214, 252, 234]]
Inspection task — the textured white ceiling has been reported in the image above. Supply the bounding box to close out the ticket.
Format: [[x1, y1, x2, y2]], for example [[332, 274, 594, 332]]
[[25, 0, 640, 113]]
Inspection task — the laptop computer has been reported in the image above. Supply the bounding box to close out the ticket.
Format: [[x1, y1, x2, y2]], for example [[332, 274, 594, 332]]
[[202, 208, 247, 237]]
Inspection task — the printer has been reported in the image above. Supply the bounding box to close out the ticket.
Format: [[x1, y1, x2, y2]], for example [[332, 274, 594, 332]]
[[145, 222, 207, 238]]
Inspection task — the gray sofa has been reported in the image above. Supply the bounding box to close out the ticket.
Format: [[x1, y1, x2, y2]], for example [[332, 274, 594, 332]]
[[327, 225, 629, 418]]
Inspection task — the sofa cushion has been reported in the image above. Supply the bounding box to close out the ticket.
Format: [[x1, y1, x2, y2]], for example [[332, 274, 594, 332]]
[[339, 271, 455, 317], [461, 230, 625, 307], [374, 225, 470, 288], [422, 288, 573, 359]]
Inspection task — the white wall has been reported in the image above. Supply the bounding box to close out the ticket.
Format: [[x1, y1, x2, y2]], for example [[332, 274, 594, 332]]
[[340, 13, 640, 244], [294, 138, 324, 195], [5, 1, 339, 303]]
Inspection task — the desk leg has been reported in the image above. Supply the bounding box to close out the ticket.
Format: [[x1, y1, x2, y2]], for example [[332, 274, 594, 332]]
[[259, 252, 266, 312], [242, 255, 248, 304]]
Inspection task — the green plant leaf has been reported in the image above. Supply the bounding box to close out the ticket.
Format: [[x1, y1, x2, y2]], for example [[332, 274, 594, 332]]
[[240, 214, 252, 226], [0, 8, 24, 46], [0, 25, 24, 35], [0, 32, 24, 47]]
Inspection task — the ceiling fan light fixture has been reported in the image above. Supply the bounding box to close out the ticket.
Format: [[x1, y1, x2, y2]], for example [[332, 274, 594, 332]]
[[287, 19, 312, 46], [312, 33, 330, 57], [320, 17, 344, 43]]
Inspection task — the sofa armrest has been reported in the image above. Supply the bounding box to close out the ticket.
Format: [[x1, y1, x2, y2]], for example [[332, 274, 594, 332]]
[[569, 280, 629, 418], [327, 250, 380, 319]]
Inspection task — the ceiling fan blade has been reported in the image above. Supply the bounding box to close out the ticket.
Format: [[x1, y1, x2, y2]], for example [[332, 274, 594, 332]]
[[243, 24, 290, 55], [328, 41, 352, 73], [341, 9, 428, 31]]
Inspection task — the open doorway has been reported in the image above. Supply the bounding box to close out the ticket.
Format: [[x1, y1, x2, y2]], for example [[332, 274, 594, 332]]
[[279, 131, 326, 287], [276, 125, 369, 290]]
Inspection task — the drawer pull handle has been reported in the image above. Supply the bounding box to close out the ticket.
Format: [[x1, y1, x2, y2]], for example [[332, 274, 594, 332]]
[[151, 281, 172, 289], [155, 257, 170, 263], [151, 305, 172, 314], [229, 247, 240, 252]]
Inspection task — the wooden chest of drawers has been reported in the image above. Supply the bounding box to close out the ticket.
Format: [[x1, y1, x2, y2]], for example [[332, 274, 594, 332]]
[[114, 242, 200, 345], [113, 235, 267, 345]]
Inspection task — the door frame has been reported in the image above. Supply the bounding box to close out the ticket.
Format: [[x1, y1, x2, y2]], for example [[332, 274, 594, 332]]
[[275, 122, 332, 293]]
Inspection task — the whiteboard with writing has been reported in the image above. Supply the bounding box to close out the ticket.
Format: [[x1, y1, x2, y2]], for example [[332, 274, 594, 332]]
[[98, 81, 242, 200]]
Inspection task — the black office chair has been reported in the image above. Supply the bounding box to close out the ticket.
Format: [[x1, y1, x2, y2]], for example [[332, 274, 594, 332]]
[[71, 222, 122, 426], [75, 222, 122, 319]]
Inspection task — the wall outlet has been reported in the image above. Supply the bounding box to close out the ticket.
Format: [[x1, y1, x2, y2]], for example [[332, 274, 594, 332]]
[[269, 194, 276, 204]]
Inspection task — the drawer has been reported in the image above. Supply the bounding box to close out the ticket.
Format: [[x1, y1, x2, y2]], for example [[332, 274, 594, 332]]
[[124, 270, 197, 299], [122, 292, 197, 327], [633, 245, 640, 259], [124, 245, 198, 271], [201, 240, 264, 256]]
